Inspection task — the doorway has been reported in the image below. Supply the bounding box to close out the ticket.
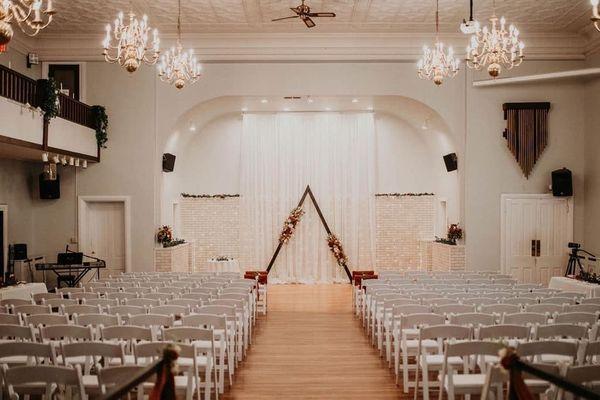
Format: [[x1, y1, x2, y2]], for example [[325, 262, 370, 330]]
[[501, 194, 573, 285], [78, 196, 131, 277]]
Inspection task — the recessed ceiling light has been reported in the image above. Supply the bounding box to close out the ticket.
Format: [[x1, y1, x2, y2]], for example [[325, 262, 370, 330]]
[[367, 106, 374, 111], [260, 99, 268, 104], [307, 97, 314, 103], [189, 123, 197, 132], [325, 107, 332, 111], [283, 107, 290, 112], [352, 98, 359, 103], [241, 107, 248, 112]]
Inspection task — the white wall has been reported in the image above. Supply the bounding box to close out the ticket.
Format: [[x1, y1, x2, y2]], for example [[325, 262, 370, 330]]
[[0, 57, 588, 272]]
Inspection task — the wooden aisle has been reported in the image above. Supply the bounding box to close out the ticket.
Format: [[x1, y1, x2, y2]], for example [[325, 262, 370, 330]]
[[222, 284, 402, 399]]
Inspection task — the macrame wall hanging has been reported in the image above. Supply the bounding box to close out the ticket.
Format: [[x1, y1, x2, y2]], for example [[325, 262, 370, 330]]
[[502, 102, 551, 178]]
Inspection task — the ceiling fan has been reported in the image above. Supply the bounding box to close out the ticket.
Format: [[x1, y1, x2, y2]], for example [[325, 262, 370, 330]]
[[271, 0, 336, 28]]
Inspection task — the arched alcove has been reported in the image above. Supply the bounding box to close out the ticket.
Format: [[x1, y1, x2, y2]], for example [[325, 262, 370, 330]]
[[161, 95, 461, 240]]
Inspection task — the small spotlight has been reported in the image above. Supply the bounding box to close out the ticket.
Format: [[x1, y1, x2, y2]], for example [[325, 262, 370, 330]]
[[75, 158, 80, 167], [283, 107, 290, 112], [325, 107, 332, 111], [260, 99, 268, 104], [68, 157, 74, 166], [61, 156, 67, 165], [82, 160, 88, 169], [189, 123, 196, 132], [352, 98, 359, 103], [241, 107, 248, 112], [52, 155, 60, 164], [367, 106, 374, 111], [307, 97, 314, 103], [41, 152, 49, 162]]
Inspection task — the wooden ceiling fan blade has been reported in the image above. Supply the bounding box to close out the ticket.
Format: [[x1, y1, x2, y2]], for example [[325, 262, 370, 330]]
[[272, 15, 300, 21], [303, 17, 316, 28], [308, 12, 336, 17]]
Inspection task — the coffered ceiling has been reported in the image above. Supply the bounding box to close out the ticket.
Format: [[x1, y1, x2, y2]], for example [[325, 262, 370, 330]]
[[12, 0, 599, 62], [40, 0, 592, 35]]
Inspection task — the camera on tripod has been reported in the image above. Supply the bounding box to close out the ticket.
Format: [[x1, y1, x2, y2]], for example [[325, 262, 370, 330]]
[[565, 242, 598, 283]]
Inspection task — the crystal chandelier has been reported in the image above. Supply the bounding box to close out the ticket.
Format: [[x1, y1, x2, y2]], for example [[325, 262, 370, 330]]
[[0, 0, 55, 45], [417, 0, 460, 86], [465, 0, 524, 78], [158, 0, 201, 89], [591, 0, 600, 32], [103, 11, 160, 73]]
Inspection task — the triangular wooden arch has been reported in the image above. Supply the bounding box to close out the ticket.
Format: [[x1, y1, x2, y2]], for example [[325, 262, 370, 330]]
[[265, 185, 353, 283]]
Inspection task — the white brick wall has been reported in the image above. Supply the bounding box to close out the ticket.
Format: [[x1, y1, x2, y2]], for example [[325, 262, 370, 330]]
[[175, 195, 436, 274], [179, 197, 240, 272], [375, 195, 435, 271], [430, 242, 466, 271], [154, 242, 191, 272]]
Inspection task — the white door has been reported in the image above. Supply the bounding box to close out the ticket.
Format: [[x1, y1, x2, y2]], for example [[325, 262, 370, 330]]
[[82, 201, 125, 278], [505, 198, 538, 283], [536, 198, 571, 285], [503, 195, 573, 285]]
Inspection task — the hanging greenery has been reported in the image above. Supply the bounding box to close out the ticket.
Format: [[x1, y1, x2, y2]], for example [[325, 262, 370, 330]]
[[91, 105, 109, 148], [36, 78, 60, 120]]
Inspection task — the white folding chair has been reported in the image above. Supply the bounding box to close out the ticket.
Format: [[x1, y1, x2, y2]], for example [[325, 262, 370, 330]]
[[4, 364, 86, 400], [414, 325, 472, 400], [439, 341, 504, 400]]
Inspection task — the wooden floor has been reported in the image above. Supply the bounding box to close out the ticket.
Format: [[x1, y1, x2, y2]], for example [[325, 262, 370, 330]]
[[222, 284, 403, 399]]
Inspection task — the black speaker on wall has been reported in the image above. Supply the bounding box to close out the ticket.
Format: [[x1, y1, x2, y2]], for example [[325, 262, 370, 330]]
[[162, 153, 176, 172], [443, 153, 458, 172], [12, 244, 27, 261], [552, 168, 573, 197], [39, 174, 60, 199]]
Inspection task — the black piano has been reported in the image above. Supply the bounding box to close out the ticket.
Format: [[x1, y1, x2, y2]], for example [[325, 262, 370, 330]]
[[35, 250, 106, 287]]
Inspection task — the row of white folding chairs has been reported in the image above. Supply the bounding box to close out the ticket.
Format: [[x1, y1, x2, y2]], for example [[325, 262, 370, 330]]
[[367, 291, 598, 346], [0, 326, 224, 400], [373, 301, 600, 355], [1, 291, 253, 362], [0, 310, 250, 396], [388, 315, 600, 397]]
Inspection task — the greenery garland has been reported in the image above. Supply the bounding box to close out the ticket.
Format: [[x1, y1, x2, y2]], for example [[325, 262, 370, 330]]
[[181, 193, 240, 199], [375, 192, 435, 197], [91, 105, 109, 148], [36, 78, 60, 120]]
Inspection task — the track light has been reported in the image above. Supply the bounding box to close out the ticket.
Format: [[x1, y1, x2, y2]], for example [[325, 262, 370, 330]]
[[82, 160, 88, 169], [75, 158, 80, 167], [52, 154, 60, 164], [68, 157, 74, 166], [61, 156, 67, 165], [41, 152, 49, 162]]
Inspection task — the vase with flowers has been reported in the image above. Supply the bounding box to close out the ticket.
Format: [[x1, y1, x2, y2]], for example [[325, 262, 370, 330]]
[[447, 223, 463, 245]]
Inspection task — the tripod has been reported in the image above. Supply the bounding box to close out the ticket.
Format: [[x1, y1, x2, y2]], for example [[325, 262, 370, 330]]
[[564, 247, 596, 277]]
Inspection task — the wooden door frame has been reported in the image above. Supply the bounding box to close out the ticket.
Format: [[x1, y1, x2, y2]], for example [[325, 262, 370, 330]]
[[78, 196, 131, 273], [0, 205, 7, 274], [500, 193, 574, 275]]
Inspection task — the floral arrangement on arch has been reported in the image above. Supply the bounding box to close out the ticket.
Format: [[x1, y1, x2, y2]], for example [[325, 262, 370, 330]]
[[447, 223, 463, 243], [278, 207, 305, 244], [327, 233, 349, 267]]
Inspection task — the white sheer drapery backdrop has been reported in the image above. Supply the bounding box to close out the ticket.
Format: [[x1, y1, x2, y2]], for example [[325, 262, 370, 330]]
[[239, 112, 376, 283]]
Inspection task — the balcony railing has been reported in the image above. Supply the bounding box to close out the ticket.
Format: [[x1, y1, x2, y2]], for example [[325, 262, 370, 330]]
[[0, 64, 37, 106], [0, 63, 94, 129]]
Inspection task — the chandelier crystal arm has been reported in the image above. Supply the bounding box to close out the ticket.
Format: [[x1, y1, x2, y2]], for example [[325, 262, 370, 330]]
[[592, 0, 600, 32], [0, 0, 55, 42]]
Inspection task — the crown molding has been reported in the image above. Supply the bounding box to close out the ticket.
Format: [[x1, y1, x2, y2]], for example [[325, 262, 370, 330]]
[[29, 32, 589, 62]]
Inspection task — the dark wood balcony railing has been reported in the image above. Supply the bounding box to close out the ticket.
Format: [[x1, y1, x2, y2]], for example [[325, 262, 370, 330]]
[[0, 63, 94, 129], [58, 93, 93, 128], [0, 63, 37, 106]]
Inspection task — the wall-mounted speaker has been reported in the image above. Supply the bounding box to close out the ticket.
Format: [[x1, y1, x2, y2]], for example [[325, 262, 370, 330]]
[[162, 153, 176, 172], [552, 168, 573, 197], [12, 244, 27, 261], [443, 153, 458, 172], [39, 174, 60, 199]]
